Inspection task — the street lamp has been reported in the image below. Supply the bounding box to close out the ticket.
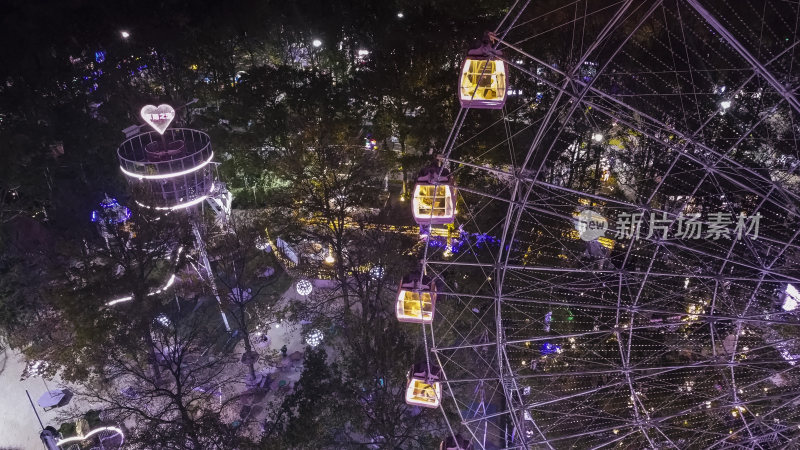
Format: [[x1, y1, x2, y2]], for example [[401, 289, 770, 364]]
[[312, 39, 322, 48], [397, 12, 404, 18], [120, 30, 130, 39]]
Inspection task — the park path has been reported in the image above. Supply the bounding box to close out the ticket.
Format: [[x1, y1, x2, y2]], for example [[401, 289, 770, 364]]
[[0, 346, 83, 450]]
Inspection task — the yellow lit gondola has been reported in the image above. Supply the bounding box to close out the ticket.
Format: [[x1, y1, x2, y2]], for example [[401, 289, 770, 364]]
[[413, 166, 456, 225], [405, 363, 442, 408], [396, 272, 436, 323], [459, 45, 506, 109]]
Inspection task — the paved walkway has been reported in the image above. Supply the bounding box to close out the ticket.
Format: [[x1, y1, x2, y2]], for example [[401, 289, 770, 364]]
[[0, 347, 80, 449]]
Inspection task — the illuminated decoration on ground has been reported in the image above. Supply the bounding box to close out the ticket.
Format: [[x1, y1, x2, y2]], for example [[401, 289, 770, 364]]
[[296, 279, 313, 296], [369, 266, 384, 280], [540, 342, 561, 356], [140, 104, 176, 135], [119, 152, 214, 180], [106, 274, 177, 306], [783, 284, 799, 312], [91, 196, 131, 224], [306, 329, 323, 347], [56, 426, 124, 448]]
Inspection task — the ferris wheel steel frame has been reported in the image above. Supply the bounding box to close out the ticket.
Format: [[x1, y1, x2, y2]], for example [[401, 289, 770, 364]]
[[421, 0, 800, 449]]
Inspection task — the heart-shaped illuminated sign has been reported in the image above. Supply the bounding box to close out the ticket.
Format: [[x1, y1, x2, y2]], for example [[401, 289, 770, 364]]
[[140, 104, 176, 134]]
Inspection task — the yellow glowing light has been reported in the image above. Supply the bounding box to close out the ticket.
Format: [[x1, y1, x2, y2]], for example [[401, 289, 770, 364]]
[[324, 245, 335, 264]]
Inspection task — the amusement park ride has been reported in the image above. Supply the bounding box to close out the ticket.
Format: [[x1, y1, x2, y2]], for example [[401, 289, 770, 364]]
[[113, 102, 233, 331], [399, 1, 800, 448]]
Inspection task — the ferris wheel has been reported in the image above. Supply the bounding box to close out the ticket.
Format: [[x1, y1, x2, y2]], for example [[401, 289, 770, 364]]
[[398, 1, 800, 449]]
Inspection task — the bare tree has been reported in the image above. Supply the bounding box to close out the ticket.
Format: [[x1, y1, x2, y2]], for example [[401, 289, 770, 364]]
[[208, 214, 283, 382], [74, 313, 256, 449]]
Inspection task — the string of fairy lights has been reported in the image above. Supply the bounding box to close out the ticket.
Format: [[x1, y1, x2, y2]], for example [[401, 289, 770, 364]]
[[419, 0, 800, 448]]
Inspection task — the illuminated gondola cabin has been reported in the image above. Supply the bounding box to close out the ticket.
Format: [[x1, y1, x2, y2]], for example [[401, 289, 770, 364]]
[[440, 435, 473, 450], [459, 47, 506, 109], [405, 362, 442, 408], [396, 272, 436, 324], [413, 166, 456, 225]]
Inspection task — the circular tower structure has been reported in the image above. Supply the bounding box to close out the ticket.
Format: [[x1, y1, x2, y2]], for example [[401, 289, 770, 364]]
[[115, 122, 232, 330], [117, 128, 215, 210]]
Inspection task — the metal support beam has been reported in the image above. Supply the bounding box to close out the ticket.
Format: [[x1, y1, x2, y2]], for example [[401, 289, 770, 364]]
[[685, 0, 800, 116]]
